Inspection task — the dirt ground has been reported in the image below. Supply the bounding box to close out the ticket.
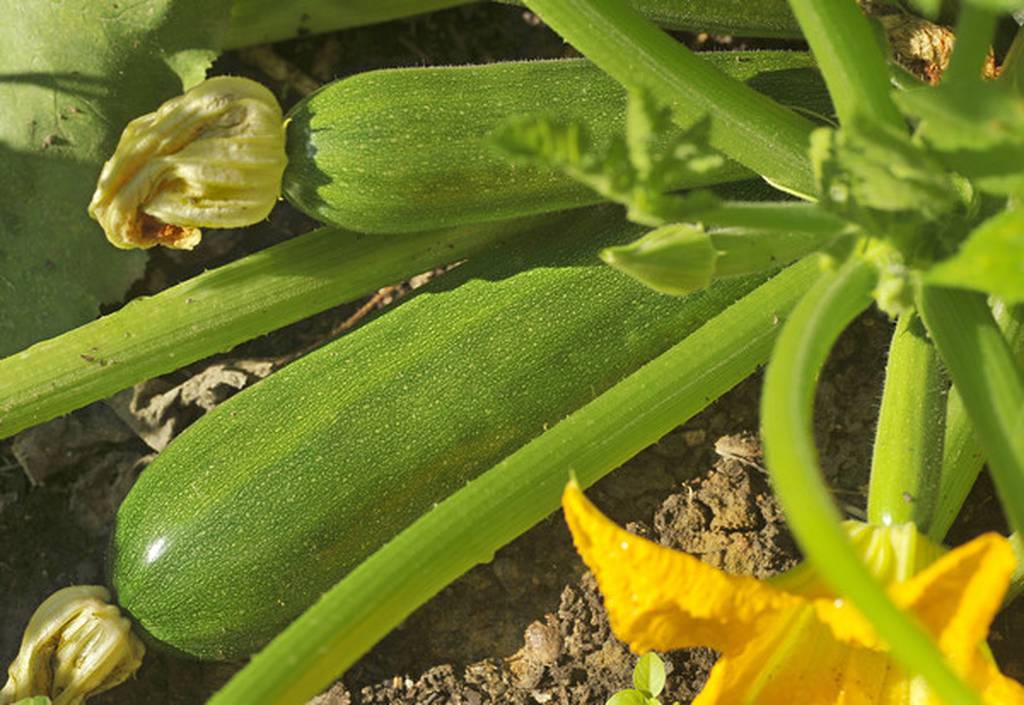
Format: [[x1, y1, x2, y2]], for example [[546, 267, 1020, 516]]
[[2, 5, 1022, 705]]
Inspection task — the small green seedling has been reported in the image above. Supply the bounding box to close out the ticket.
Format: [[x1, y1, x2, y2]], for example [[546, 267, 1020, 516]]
[[607, 652, 679, 705]]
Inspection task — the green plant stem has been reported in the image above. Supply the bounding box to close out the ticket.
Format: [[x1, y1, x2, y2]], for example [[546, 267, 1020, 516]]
[[867, 312, 945, 529], [707, 229, 833, 278], [1001, 26, 1024, 93], [699, 202, 847, 233], [522, 0, 817, 197], [929, 302, 1024, 542], [1009, 532, 1024, 603], [943, 3, 999, 88], [207, 256, 821, 705], [784, 0, 903, 129], [761, 255, 981, 705], [0, 214, 559, 440], [917, 287, 1024, 538]]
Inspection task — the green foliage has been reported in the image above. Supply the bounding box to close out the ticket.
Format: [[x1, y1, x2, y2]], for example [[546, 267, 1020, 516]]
[[896, 81, 1024, 197], [0, 0, 232, 357], [11, 698, 51, 705], [606, 652, 678, 705], [492, 88, 725, 226], [928, 207, 1024, 303], [6, 1, 1024, 703], [632, 652, 667, 697], [809, 119, 962, 250]]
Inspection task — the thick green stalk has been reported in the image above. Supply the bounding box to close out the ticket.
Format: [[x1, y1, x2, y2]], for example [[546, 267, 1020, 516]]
[[699, 202, 848, 233], [1010, 532, 1024, 602], [867, 312, 945, 529], [0, 215, 559, 439], [784, 0, 903, 129], [207, 257, 821, 705], [1002, 27, 1024, 94], [929, 303, 1024, 541], [523, 0, 817, 197], [707, 229, 833, 278], [918, 287, 1024, 537], [761, 256, 982, 705], [943, 3, 999, 88]]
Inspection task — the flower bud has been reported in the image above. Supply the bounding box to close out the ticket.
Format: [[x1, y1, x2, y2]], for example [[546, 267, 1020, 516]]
[[88, 76, 287, 250]]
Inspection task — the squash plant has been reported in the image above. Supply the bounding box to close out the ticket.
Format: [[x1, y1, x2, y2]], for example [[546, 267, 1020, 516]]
[[2, 0, 1023, 704]]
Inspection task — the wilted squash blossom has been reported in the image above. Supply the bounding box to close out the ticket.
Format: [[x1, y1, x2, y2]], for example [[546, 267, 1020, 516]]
[[563, 481, 1024, 705], [88, 76, 287, 250], [0, 586, 144, 705]]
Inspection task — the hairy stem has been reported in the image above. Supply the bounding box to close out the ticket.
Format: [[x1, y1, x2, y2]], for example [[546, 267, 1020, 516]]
[[929, 303, 1024, 541], [762, 255, 981, 705], [918, 288, 1024, 538], [868, 311, 946, 529], [785, 0, 903, 129], [0, 214, 561, 439]]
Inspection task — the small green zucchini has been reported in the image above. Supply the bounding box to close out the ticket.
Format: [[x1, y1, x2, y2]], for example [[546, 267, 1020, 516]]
[[109, 198, 771, 661], [283, 53, 830, 233]]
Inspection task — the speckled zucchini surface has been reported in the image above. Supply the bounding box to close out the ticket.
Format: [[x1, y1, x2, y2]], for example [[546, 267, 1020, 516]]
[[283, 53, 829, 233]]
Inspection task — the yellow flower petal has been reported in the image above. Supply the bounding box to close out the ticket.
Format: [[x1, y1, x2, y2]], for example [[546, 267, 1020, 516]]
[[695, 610, 895, 705], [564, 482, 1024, 705], [894, 533, 1015, 665], [562, 480, 801, 655], [813, 533, 1017, 658]]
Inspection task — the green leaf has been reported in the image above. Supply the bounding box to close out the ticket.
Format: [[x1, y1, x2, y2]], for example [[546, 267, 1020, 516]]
[[895, 82, 1024, 196], [811, 120, 959, 219], [492, 89, 726, 226], [927, 208, 1024, 302], [0, 0, 232, 357], [607, 690, 650, 705], [632, 652, 667, 697], [810, 118, 962, 257], [11, 698, 52, 705]]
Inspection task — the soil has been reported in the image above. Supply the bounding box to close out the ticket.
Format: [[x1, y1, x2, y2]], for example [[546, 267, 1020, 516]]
[[2, 5, 1022, 705]]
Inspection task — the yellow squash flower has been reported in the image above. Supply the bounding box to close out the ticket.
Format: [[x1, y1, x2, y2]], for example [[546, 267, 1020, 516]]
[[563, 481, 1024, 705]]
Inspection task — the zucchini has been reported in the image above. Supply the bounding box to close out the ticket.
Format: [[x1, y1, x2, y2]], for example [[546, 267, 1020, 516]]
[[283, 54, 830, 233], [109, 198, 770, 660]]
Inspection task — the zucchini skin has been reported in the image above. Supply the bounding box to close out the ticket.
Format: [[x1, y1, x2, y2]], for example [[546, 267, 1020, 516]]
[[283, 54, 830, 234], [110, 202, 769, 660]]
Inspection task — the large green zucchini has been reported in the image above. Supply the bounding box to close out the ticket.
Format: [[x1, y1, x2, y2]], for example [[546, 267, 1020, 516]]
[[283, 53, 829, 233], [109, 201, 770, 660]]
